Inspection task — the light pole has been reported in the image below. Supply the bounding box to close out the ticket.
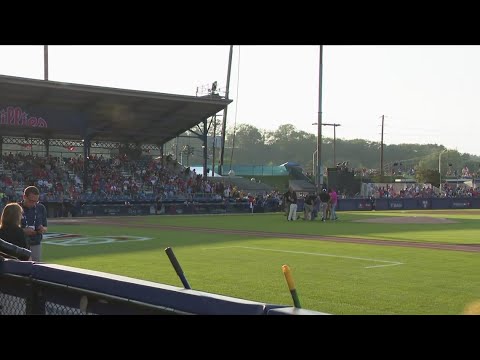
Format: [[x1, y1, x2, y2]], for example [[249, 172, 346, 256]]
[[316, 45, 323, 189], [439, 149, 448, 193]]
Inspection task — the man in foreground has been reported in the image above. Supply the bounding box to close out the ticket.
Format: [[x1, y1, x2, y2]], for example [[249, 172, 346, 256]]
[[20, 186, 48, 262]]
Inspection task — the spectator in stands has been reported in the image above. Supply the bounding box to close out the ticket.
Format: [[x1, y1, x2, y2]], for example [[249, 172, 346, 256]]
[[0, 203, 30, 258], [20, 186, 48, 262]]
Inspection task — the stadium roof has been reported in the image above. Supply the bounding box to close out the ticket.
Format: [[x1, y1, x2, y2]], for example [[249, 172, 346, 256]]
[[0, 74, 232, 145]]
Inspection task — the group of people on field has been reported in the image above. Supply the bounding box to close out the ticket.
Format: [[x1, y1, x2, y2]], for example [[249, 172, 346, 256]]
[[0, 186, 48, 261], [283, 187, 338, 222]]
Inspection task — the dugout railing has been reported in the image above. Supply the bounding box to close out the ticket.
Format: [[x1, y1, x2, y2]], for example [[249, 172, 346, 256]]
[[0, 258, 327, 315]]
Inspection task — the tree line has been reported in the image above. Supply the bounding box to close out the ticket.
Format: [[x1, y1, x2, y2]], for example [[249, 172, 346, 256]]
[[165, 123, 480, 178]]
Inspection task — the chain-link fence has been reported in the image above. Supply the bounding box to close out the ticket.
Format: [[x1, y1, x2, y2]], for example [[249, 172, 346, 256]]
[[0, 274, 191, 315]]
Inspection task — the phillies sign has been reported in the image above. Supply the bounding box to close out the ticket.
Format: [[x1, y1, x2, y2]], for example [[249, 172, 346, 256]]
[[0, 106, 48, 128]]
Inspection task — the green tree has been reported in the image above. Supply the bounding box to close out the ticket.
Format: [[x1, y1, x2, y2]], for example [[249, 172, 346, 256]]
[[171, 123, 480, 176], [415, 168, 440, 187], [233, 124, 264, 149]]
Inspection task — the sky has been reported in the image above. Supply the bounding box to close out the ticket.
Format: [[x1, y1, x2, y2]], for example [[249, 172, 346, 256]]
[[0, 45, 479, 156]]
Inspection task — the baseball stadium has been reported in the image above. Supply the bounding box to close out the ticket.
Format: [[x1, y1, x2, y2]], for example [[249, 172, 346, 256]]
[[0, 73, 479, 315]]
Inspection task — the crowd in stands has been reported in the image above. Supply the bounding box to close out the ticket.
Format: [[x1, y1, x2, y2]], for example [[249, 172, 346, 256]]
[[0, 152, 284, 214], [356, 164, 480, 179], [354, 167, 416, 178], [370, 183, 479, 199], [446, 165, 480, 178], [441, 183, 479, 198], [1, 152, 479, 217]]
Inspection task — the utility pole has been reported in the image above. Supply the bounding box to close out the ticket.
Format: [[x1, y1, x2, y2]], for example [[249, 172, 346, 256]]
[[323, 123, 341, 166], [44, 45, 48, 81], [212, 114, 217, 176], [219, 45, 234, 176], [316, 45, 323, 189], [380, 115, 384, 178]]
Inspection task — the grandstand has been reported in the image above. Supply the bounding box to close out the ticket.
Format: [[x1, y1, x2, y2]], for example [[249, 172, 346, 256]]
[[0, 75, 294, 216], [1, 74, 478, 217]]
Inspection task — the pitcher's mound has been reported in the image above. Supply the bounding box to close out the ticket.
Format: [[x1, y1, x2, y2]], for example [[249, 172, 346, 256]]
[[355, 216, 457, 224]]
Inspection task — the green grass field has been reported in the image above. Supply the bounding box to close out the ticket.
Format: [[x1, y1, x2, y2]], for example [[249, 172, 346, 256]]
[[44, 210, 480, 315]]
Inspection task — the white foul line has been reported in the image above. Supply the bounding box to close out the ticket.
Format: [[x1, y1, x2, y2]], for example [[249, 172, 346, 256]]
[[203, 246, 404, 269]]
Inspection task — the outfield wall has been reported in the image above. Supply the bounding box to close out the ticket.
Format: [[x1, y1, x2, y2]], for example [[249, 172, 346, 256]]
[[336, 197, 480, 211], [36, 197, 480, 219], [42, 200, 281, 217]]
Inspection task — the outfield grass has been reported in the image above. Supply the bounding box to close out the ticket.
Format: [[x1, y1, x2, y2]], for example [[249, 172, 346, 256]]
[[44, 210, 480, 314]]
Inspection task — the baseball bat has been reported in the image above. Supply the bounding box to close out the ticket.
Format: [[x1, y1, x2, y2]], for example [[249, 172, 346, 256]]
[[165, 247, 191, 289], [282, 264, 302, 308]]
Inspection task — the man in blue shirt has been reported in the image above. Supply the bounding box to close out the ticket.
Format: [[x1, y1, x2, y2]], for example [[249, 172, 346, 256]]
[[20, 186, 48, 262]]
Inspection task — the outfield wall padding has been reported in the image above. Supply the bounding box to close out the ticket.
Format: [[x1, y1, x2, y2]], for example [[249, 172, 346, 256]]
[[337, 197, 480, 211]]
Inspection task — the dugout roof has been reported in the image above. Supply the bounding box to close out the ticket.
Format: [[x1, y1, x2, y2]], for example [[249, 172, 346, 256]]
[[0, 74, 232, 145]]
